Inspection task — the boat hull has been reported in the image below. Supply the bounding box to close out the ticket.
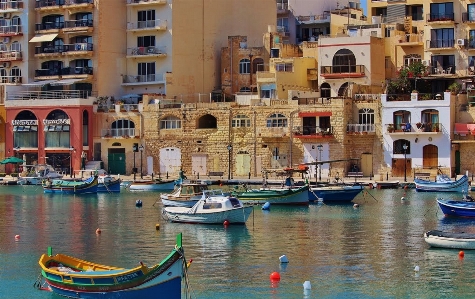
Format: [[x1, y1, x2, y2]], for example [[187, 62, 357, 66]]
[[236, 186, 309, 205], [161, 197, 199, 207], [97, 179, 121, 193], [164, 206, 253, 224], [437, 199, 475, 217], [128, 180, 176, 191], [415, 175, 469, 192], [43, 176, 98, 194], [424, 230, 475, 250], [308, 185, 363, 203]]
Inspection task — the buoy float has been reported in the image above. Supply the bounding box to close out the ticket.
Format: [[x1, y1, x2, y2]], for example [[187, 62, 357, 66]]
[[269, 272, 281, 281], [96, 228, 101, 234], [353, 203, 359, 208], [401, 196, 405, 200], [414, 265, 420, 272], [459, 251, 465, 258], [303, 281, 312, 290], [279, 255, 289, 263], [262, 202, 271, 210], [223, 220, 230, 226], [135, 199, 143, 207], [155, 223, 160, 230], [14, 234, 20, 240]]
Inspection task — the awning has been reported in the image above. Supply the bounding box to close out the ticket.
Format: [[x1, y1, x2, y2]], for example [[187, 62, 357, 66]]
[[260, 83, 276, 91], [22, 79, 59, 86], [455, 123, 475, 135], [49, 78, 84, 86], [299, 111, 333, 117], [29, 34, 58, 43]]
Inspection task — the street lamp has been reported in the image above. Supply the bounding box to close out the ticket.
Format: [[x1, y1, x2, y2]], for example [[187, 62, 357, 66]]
[[132, 143, 138, 181], [402, 144, 408, 182], [139, 145, 144, 179], [316, 144, 323, 181], [13, 147, 20, 174], [69, 146, 75, 178], [227, 144, 233, 180]]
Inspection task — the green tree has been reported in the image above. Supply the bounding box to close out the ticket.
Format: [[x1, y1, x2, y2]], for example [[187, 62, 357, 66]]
[[387, 61, 429, 94]]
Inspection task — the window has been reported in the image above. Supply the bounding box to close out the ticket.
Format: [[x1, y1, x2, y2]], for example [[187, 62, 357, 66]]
[[44, 110, 70, 148], [239, 59, 250, 74], [266, 113, 287, 127], [430, 28, 454, 48], [404, 54, 421, 66], [111, 119, 135, 137], [138, 62, 155, 82], [253, 58, 264, 73], [276, 0, 288, 10], [359, 108, 374, 124], [431, 55, 455, 73], [137, 36, 155, 47], [41, 15, 64, 29], [232, 114, 251, 128], [11, 41, 20, 52], [470, 30, 475, 48], [277, 17, 288, 33], [10, 67, 20, 83], [430, 3, 454, 20], [332, 49, 356, 73], [13, 111, 38, 148], [469, 4, 475, 22], [421, 109, 439, 125], [410, 5, 423, 21], [275, 63, 293, 72], [393, 140, 410, 154], [138, 10, 156, 28], [160, 116, 181, 129], [393, 110, 411, 130]]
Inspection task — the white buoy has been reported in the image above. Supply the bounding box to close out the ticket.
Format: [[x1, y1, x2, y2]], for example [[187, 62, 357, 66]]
[[279, 255, 289, 263], [353, 203, 359, 208], [303, 281, 312, 290], [401, 196, 405, 200], [414, 265, 420, 272]]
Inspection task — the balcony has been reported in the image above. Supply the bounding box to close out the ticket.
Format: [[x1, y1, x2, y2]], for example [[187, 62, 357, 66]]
[[347, 124, 376, 134], [35, 22, 64, 32], [34, 43, 93, 56], [426, 13, 454, 23], [386, 122, 442, 134], [63, 19, 93, 32], [354, 94, 381, 101], [428, 65, 454, 76], [101, 128, 136, 139], [426, 39, 455, 50], [0, 25, 22, 36], [64, 0, 94, 10], [292, 126, 334, 139], [462, 13, 475, 24], [0, 1, 23, 12], [307, 68, 317, 80], [256, 71, 276, 83], [0, 51, 21, 61], [320, 65, 365, 79], [35, 66, 93, 79], [7, 90, 95, 101], [0, 75, 21, 84], [126, 19, 167, 31], [126, 0, 167, 5], [122, 73, 164, 85], [396, 34, 423, 46], [35, 0, 64, 10], [126, 46, 166, 58], [277, 2, 289, 13]]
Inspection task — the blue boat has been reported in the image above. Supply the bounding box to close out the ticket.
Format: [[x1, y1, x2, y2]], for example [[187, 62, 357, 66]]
[[43, 176, 98, 194], [97, 175, 121, 193], [415, 175, 469, 192], [437, 197, 475, 217], [308, 184, 363, 203]]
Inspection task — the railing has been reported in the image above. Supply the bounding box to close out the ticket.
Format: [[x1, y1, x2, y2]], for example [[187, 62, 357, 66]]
[[0, 76, 21, 84], [276, 3, 288, 11], [35, 0, 65, 8], [0, 25, 22, 35], [7, 90, 95, 100], [347, 124, 376, 133], [0, 1, 23, 10], [386, 122, 442, 133], [35, 66, 93, 76], [354, 94, 380, 101], [428, 66, 454, 75], [65, 0, 94, 5], [416, 93, 443, 100], [126, 19, 167, 30], [122, 74, 163, 84], [426, 39, 455, 49], [63, 19, 93, 29], [293, 126, 334, 136], [320, 65, 365, 75], [127, 46, 166, 56], [0, 51, 21, 60], [396, 34, 423, 43], [385, 94, 411, 101], [35, 43, 93, 54], [427, 13, 454, 22], [462, 13, 475, 23], [35, 22, 64, 31], [127, 0, 167, 4], [101, 128, 136, 138], [296, 97, 332, 105]]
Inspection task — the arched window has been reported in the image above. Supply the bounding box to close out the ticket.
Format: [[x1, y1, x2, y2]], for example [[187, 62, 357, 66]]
[[421, 109, 439, 131], [393, 139, 410, 154], [10, 67, 20, 84], [11, 16, 20, 27], [111, 119, 135, 137], [44, 110, 70, 148], [239, 87, 251, 92], [232, 114, 251, 128], [320, 82, 331, 98], [13, 110, 38, 148], [239, 59, 250, 74], [359, 108, 374, 124], [393, 110, 411, 131], [197, 114, 217, 129], [266, 113, 287, 127], [332, 49, 356, 73], [160, 116, 181, 129], [338, 82, 349, 97], [11, 41, 20, 52], [0, 68, 7, 83]]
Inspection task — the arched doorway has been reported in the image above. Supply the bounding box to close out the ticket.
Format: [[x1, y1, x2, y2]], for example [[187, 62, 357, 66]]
[[423, 144, 438, 169]]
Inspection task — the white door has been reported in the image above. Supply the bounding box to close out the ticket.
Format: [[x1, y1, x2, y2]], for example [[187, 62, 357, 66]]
[[191, 154, 207, 177], [159, 147, 181, 176], [146, 156, 153, 175], [303, 143, 329, 180]]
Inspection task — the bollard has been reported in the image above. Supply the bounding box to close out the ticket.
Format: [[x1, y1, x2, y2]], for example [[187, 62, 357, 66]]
[[386, 172, 388, 180], [369, 172, 372, 180], [197, 173, 199, 179], [134, 172, 136, 181], [248, 172, 251, 179], [151, 173, 154, 180], [166, 172, 169, 179]]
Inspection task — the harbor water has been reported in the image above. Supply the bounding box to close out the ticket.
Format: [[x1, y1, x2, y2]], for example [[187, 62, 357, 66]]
[[1, 185, 475, 298]]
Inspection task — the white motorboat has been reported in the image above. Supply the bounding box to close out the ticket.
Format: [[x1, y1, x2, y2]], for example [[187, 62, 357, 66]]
[[162, 190, 253, 224], [17, 164, 63, 185], [424, 230, 475, 250], [160, 181, 210, 207]]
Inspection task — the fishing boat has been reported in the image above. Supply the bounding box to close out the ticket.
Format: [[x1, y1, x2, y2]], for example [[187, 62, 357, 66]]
[[415, 175, 469, 192], [97, 174, 121, 193], [437, 197, 475, 217], [424, 230, 475, 249], [234, 185, 309, 205], [43, 176, 98, 194], [17, 164, 63, 185], [36, 233, 188, 299], [128, 178, 177, 191], [162, 190, 253, 224], [160, 181, 210, 207], [308, 183, 363, 203]]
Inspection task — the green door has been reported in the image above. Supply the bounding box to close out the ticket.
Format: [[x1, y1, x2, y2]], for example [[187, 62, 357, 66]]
[[108, 151, 126, 175]]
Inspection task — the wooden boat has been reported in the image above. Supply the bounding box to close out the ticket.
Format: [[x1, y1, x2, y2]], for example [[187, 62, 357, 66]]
[[160, 181, 210, 207], [373, 181, 400, 189], [415, 175, 469, 192], [36, 233, 187, 299], [163, 190, 253, 224], [97, 175, 121, 193], [437, 197, 475, 217], [308, 184, 363, 203], [424, 230, 475, 249], [43, 176, 98, 194], [234, 185, 309, 205], [17, 164, 63, 185], [128, 178, 177, 191]]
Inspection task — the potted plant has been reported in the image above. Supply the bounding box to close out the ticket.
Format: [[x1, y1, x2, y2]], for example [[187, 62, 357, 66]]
[[416, 122, 422, 129], [387, 124, 394, 133], [448, 82, 462, 95]]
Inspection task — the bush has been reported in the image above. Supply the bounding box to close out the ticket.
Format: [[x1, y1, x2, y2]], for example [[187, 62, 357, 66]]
[[0, 173, 6, 177]]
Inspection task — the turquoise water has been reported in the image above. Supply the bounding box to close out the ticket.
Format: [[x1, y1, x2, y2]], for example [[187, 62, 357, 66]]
[[1, 186, 475, 298]]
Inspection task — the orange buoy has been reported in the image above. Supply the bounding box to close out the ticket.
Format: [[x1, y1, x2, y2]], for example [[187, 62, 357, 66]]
[[14, 234, 20, 240], [459, 251, 465, 258], [96, 228, 101, 234], [223, 220, 230, 226], [270, 272, 281, 281]]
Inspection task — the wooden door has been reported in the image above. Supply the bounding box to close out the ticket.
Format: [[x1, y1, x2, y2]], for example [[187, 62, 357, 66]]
[[392, 158, 411, 177], [361, 153, 373, 176], [423, 144, 438, 168]]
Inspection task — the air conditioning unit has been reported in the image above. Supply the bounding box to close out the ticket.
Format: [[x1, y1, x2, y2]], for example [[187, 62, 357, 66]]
[[0, 62, 11, 68], [422, 60, 430, 66], [457, 38, 465, 46]]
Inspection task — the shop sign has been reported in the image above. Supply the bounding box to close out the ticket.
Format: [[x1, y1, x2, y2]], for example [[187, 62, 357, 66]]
[[43, 119, 70, 125], [12, 120, 38, 125]]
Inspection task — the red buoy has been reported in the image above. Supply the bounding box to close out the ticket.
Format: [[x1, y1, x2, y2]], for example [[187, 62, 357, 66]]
[[223, 220, 230, 226], [14, 234, 20, 240], [459, 251, 465, 259], [96, 228, 101, 234], [270, 272, 281, 281]]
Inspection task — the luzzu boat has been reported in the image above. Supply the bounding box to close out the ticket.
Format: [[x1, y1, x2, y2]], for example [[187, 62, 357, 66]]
[[415, 174, 469, 192], [36, 233, 188, 299], [42, 175, 98, 194], [97, 174, 121, 193], [234, 185, 309, 205]]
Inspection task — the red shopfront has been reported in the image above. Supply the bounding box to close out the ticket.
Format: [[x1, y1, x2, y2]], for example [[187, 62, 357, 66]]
[[5, 106, 93, 175]]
